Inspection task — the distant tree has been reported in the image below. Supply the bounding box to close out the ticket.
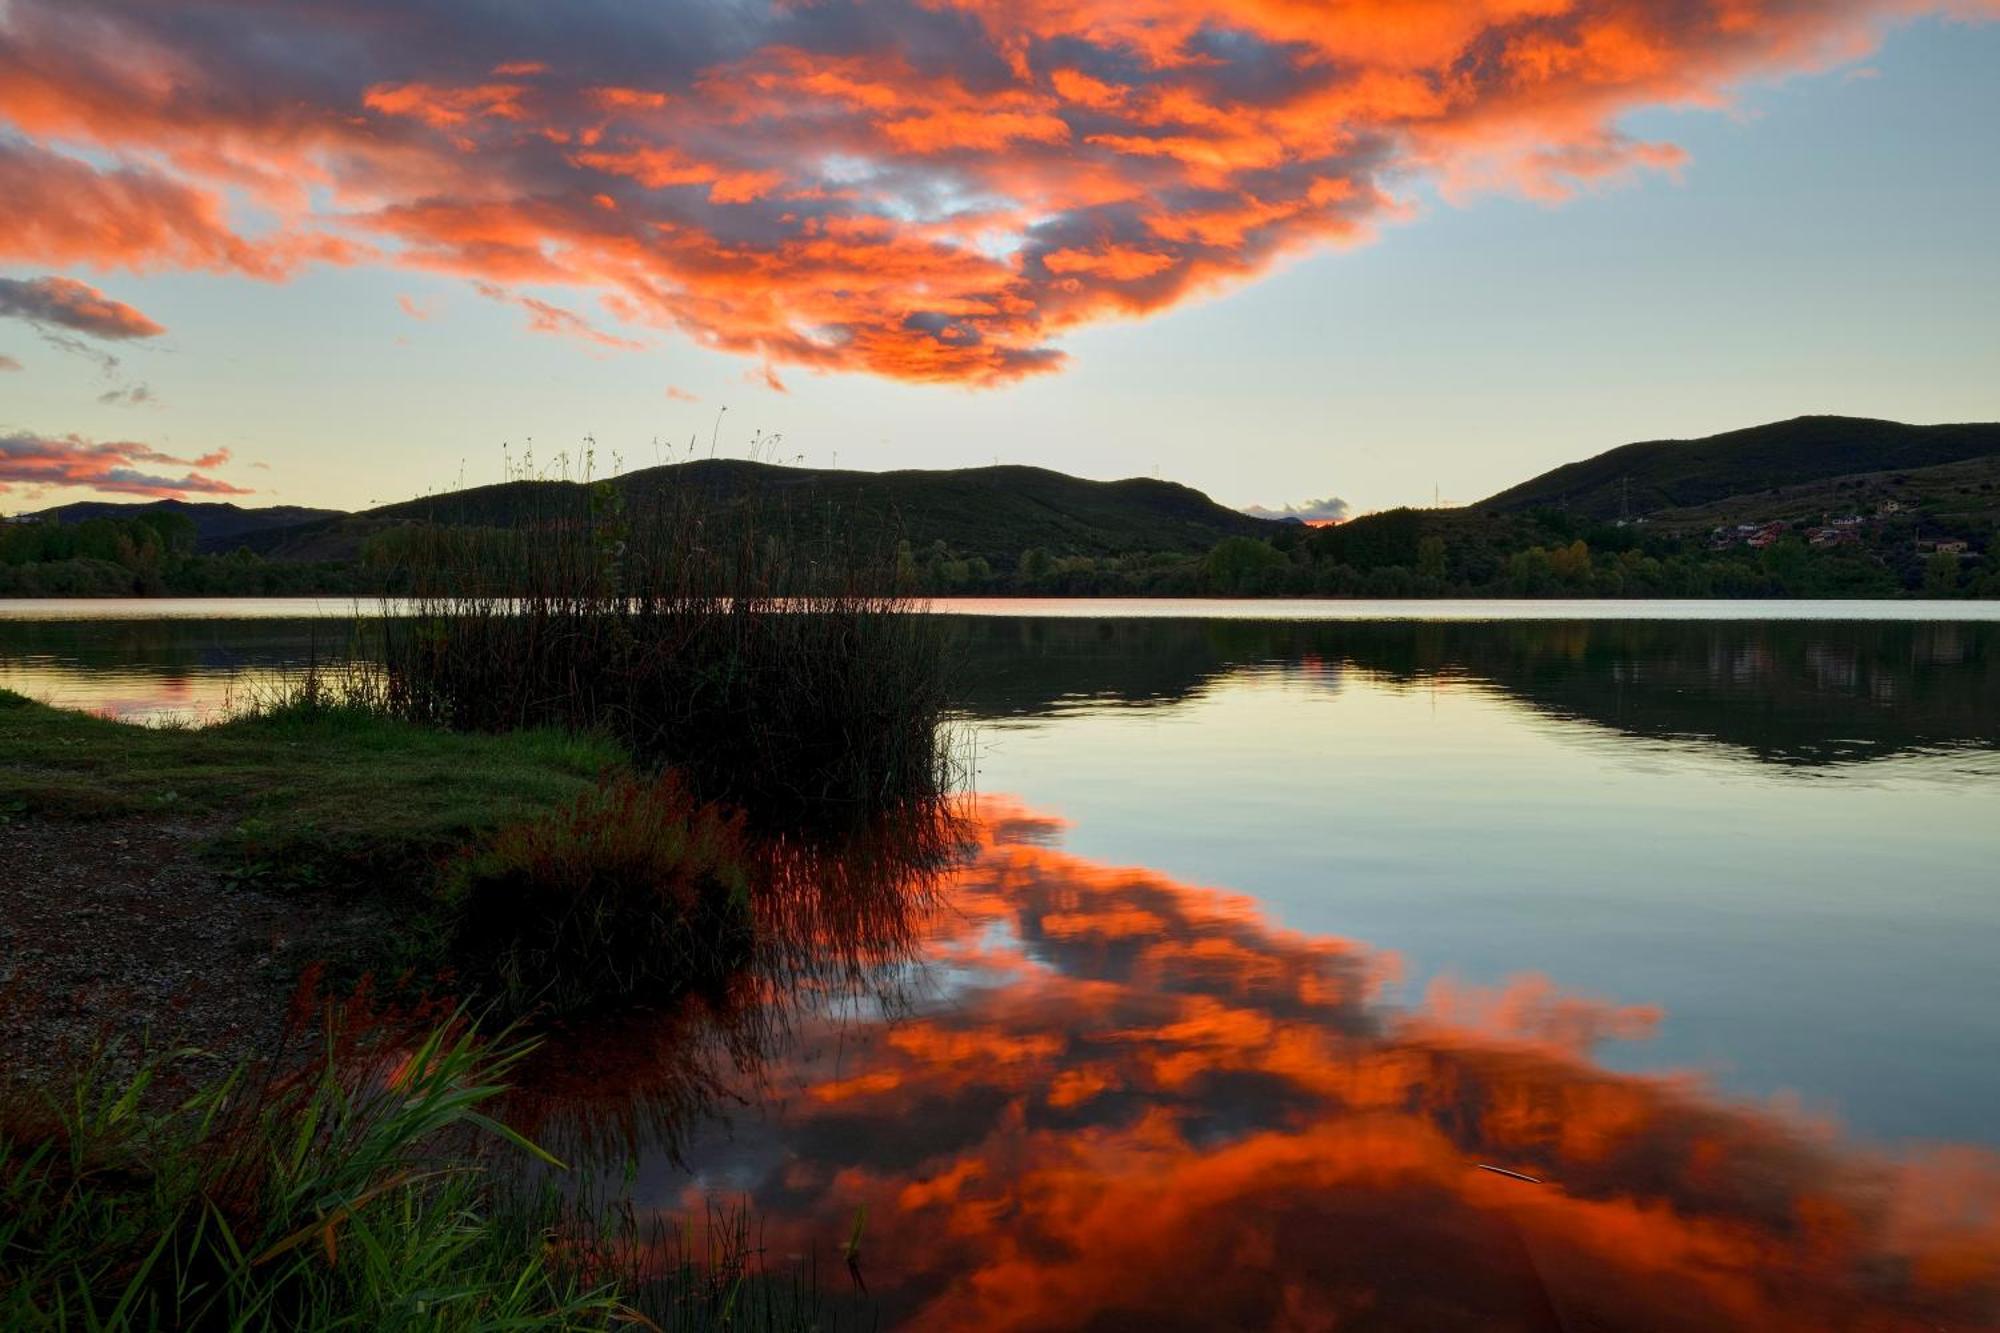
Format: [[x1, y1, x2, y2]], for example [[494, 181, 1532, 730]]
[[1203, 537, 1286, 594], [134, 509, 198, 557], [1923, 550, 1962, 596], [1416, 534, 1447, 580], [1548, 539, 1593, 585]]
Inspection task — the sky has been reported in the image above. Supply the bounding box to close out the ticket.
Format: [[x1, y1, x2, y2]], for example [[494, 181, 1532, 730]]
[[1, 0, 1997, 516]]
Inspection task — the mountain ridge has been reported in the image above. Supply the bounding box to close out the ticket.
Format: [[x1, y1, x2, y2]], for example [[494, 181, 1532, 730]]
[[1475, 415, 2000, 521]]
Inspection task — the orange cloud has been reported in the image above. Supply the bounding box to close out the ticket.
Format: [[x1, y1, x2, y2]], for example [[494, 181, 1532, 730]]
[[0, 1, 1985, 385], [0, 431, 251, 498]]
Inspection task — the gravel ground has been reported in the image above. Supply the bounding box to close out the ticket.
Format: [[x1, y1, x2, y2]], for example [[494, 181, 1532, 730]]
[[0, 815, 355, 1093]]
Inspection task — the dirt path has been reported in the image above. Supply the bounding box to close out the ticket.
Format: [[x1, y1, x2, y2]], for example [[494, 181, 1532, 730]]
[[0, 816, 353, 1090]]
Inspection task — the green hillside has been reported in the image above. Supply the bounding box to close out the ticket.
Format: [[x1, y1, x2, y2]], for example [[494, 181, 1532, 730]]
[[251, 459, 1275, 566], [19, 498, 346, 553], [1477, 416, 2000, 521]]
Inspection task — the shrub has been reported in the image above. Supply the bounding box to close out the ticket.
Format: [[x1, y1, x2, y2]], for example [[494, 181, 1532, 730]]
[[445, 775, 754, 1014]]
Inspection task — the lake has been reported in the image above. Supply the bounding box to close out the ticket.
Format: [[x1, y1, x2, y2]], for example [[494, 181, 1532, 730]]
[[6, 598, 2000, 1329]]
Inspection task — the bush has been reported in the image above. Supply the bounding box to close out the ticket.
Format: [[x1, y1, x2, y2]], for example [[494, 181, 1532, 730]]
[[445, 775, 754, 1014]]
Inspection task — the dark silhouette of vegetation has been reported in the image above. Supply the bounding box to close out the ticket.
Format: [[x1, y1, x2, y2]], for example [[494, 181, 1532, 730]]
[[9, 416, 1997, 601], [374, 469, 957, 826], [878, 502, 1994, 598], [0, 507, 383, 596]]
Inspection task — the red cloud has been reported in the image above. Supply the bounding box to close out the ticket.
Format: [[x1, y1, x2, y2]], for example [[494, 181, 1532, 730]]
[[0, 432, 252, 498], [664, 385, 699, 402], [0, 1, 1988, 385]]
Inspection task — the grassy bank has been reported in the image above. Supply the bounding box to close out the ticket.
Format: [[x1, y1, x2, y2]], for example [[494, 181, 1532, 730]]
[[1, 689, 953, 1017], [0, 688, 621, 893], [2, 689, 946, 1326]]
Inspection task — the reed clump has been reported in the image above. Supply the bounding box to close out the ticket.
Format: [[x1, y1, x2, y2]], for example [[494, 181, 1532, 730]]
[[374, 473, 955, 828]]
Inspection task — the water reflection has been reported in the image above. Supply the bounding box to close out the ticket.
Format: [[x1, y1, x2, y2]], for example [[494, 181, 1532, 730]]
[[506, 798, 968, 1164], [8, 615, 1997, 767], [541, 800, 2000, 1332], [0, 617, 373, 722], [945, 617, 2000, 764]]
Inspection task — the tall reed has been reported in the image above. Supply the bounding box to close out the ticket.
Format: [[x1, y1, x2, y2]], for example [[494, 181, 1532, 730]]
[[374, 470, 955, 827]]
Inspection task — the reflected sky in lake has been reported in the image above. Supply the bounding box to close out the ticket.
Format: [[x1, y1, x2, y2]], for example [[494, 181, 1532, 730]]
[[532, 798, 2000, 1331], [8, 604, 2000, 1328]]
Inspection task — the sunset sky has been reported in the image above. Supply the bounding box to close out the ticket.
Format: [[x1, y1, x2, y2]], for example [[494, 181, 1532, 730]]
[[2, 0, 1997, 515]]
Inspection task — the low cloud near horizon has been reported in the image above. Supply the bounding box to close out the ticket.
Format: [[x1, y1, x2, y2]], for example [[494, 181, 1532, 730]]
[[1242, 495, 1351, 525], [2, 1, 1993, 387], [0, 433, 249, 500]]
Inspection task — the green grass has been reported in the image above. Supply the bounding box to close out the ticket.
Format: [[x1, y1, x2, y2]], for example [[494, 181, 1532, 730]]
[[0, 688, 623, 890], [0, 1012, 833, 1331]]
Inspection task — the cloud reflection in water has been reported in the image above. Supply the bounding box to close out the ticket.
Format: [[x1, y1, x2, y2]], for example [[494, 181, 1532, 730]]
[[530, 798, 2000, 1332]]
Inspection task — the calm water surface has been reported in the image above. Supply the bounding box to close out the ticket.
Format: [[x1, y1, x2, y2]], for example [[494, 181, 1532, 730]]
[[6, 601, 2000, 1329]]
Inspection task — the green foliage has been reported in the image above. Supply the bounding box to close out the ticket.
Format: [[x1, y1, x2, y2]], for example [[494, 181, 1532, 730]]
[[1924, 550, 1964, 595], [0, 1014, 837, 1331], [1202, 536, 1286, 594], [0, 1017, 618, 1330]]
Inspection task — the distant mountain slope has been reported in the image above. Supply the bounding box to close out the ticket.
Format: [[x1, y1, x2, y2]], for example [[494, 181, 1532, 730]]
[[18, 498, 347, 553], [252, 459, 1276, 565], [1476, 416, 2000, 521]]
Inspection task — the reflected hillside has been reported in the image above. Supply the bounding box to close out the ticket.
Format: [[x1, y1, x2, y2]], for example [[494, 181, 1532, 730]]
[[5, 614, 1995, 762], [945, 617, 2000, 764], [0, 617, 373, 721], [543, 799, 2000, 1332]]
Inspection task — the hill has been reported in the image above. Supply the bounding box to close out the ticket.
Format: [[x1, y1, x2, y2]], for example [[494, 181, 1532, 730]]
[[1476, 416, 2000, 521], [18, 498, 345, 553], [250, 459, 1275, 565]]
